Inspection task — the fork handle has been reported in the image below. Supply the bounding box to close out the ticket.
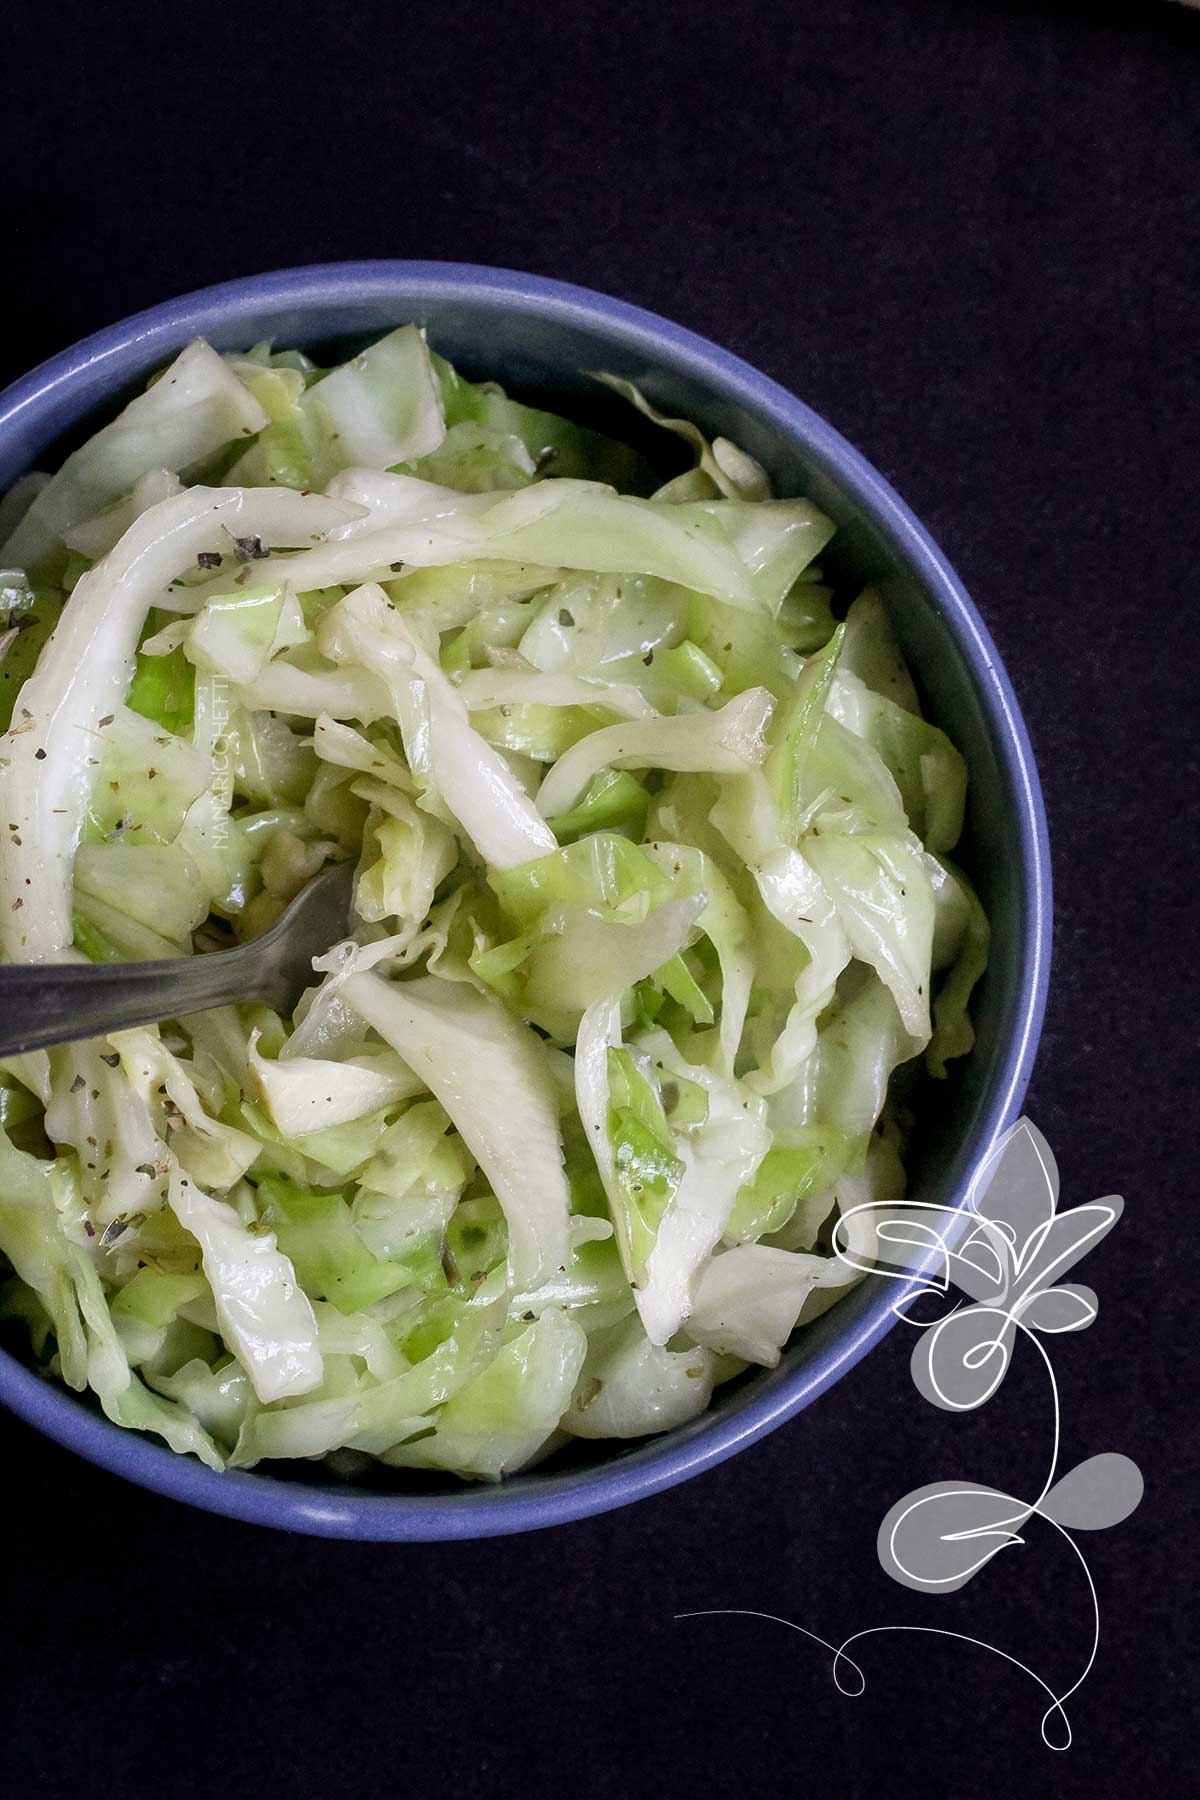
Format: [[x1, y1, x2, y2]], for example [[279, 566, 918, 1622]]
[[0, 956, 257, 1057]]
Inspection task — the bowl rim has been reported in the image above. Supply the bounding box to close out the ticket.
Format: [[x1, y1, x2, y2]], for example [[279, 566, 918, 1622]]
[[0, 260, 1051, 1539]]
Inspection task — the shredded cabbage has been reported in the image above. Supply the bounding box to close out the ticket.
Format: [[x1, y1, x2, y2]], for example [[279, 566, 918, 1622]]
[[0, 332, 988, 1482]]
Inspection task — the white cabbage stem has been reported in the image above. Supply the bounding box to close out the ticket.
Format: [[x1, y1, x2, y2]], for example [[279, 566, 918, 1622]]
[[0, 485, 358, 961]]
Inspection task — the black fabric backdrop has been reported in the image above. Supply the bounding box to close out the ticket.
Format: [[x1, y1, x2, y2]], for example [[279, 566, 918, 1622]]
[[1, 1, 1195, 1795]]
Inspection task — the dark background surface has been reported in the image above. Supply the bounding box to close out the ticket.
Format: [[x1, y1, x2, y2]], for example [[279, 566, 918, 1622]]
[[1, 0, 1195, 1794]]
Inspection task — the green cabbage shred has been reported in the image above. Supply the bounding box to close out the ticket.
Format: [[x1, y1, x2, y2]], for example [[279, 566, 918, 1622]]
[[0, 327, 988, 1480]]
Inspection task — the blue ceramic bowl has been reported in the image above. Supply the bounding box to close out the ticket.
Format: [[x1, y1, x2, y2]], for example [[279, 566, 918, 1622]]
[[0, 262, 1050, 1539]]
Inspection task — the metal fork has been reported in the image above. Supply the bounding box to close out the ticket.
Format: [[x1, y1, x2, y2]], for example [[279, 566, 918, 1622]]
[[0, 861, 356, 1057]]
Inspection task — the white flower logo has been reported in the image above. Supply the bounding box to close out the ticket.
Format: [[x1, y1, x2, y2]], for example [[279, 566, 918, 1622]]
[[678, 1118, 1143, 1750]]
